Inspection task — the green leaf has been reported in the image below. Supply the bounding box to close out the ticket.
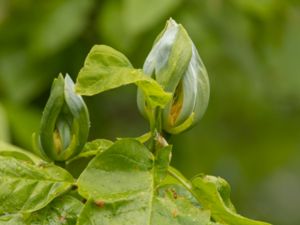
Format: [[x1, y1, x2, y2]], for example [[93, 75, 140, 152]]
[[68, 139, 113, 162], [77, 187, 216, 225], [191, 175, 271, 225], [66, 139, 113, 178], [0, 195, 83, 225], [153, 183, 219, 225], [0, 214, 24, 225], [0, 141, 43, 164], [154, 144, 172, 183], [0, 154, 74, 214], [76, 139, 217, 224], [25, 195, 83, 224], [159, 174, 201, 210], [116, 132, 152, 144], [167, 168, 271, 225], [75, 45, 171, 108], [77, 139, 153, 201]]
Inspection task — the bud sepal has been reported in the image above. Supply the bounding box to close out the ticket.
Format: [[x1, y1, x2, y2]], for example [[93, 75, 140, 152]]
[[137, 19, 210, 134], [38, 74, 90, 161]]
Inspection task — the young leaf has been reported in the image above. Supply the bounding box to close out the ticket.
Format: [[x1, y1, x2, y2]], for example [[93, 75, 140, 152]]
[[75, 45, 171, 108], [76, 139, 218, 224], [191, 175, 271, 225], [0, 154, 74, 214], [66, 139, 114, 178], [116, 132, 152, 144], [67, 139, 113, 163]]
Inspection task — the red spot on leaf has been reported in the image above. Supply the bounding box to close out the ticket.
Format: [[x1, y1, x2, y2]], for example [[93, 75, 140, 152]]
[[95, 200, 105, 208]]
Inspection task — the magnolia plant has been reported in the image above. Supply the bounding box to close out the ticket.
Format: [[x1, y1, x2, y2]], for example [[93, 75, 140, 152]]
[[0, 19, 271, 225]]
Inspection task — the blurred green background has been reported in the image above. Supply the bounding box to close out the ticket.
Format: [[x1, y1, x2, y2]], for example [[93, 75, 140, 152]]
[[1, 0, 300, 224]]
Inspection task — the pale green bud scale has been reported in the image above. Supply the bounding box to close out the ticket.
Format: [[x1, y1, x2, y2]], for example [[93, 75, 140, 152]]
[[137, 19, 210, 134], [38, 74, 90, 161]]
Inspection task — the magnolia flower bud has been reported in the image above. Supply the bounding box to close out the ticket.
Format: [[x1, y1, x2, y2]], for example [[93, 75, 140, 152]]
[[137, 19, 209, 134], [39, 74, 90, 161]]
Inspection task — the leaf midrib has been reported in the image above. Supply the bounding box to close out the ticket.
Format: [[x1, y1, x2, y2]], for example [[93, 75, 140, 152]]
[[146, 167, 155, 225]]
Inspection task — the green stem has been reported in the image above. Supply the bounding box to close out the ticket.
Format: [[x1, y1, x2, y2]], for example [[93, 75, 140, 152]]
[[154, 108, 162, 134], [148, 107, 162, 153], [149, 107, 162, 134]]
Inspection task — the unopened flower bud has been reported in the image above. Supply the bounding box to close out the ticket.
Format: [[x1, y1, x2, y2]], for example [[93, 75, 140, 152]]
[[39, 74, 90, 161], [137, 19, 210, 134]]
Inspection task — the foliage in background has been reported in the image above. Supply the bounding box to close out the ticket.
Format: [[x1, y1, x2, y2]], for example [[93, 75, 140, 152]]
[[0, 0, 300, 224]]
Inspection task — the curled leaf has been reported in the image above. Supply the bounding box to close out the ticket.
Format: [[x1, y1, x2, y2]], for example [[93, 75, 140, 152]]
[[75, 45, 172, 109], [192, 175, 271, 225]]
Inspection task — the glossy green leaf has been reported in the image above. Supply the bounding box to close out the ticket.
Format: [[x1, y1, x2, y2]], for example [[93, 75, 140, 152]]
[[159, 173, 201, 209], [77, 139, 153, 201], [153, 183, 219, 225], [77, 187, 217, 225], [116, 132, 152, 144], [76, 139, 218, 224], [191, 175, 271, 225], [0, 154, 74, 214], [75, 45, 171, 108], [68, 139, 113, 162], [0, 141, 42, 164], [65, 139, 113, 179], [25, 195, 83, 224], [0, 195, 83, 225]]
